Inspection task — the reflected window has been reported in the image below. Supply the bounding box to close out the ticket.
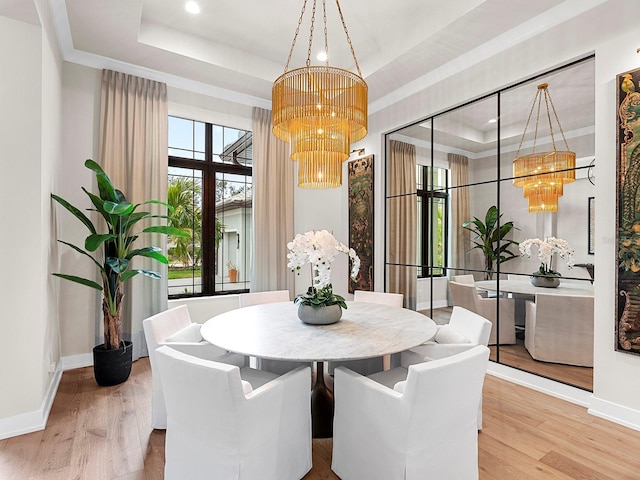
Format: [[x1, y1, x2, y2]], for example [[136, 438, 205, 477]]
[[417, 165, 448, 277]]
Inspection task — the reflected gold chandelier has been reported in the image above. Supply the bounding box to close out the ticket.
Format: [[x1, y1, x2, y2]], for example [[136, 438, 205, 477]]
[[272, 0, 368, 188], [512, 83, 575, 213]]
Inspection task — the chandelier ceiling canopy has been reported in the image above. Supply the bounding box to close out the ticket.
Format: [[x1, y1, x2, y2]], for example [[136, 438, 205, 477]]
[[272, 0, 368, 189]]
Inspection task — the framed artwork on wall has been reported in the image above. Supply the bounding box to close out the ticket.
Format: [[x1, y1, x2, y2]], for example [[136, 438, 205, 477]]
[[616, 66, 640, 355], [348, 154, 374, 293]]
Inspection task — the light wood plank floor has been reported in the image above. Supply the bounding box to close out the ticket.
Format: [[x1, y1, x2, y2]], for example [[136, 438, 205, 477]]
[[1, 358, 638, 479]]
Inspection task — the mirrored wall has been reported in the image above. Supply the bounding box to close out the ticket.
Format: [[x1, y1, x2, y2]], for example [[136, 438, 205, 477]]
[[385, 56, 595, 390]]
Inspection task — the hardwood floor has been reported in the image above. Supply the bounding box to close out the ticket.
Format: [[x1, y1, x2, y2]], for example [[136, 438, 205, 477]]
[[1, 358, 638, 479]]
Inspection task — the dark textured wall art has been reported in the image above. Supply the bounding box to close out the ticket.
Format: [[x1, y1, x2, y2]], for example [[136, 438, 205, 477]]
[[616, 67, 640, 355], [348, 155, 374, 293]]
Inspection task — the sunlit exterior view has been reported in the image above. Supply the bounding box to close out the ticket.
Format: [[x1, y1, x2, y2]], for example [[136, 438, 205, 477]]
[[167, 116, 252, 296]]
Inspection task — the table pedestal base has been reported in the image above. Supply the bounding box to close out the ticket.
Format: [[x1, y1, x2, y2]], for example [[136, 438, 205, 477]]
[[311, 362, 334, 438]]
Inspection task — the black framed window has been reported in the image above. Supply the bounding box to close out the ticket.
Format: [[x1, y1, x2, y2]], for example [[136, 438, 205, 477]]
[[417, 165, 448, 278], [167, 116, 252, 297]]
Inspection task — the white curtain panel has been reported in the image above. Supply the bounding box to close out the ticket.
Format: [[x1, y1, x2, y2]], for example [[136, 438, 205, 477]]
[[388, 140, 417, 310], [98, 69, 168, 360], [251, 107, 295, 295], [449, 153, 470, 274]]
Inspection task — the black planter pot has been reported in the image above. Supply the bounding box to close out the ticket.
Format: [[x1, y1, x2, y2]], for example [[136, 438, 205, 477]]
[[93, 340, 133, 386]]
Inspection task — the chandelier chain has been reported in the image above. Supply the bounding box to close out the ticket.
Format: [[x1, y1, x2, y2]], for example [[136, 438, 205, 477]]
[[514, 83, 570, 157], [515, 87, 541, 158], [284, 0, 309, 72], [304, 0, 317, 68], [335, 0, 362, 77], [542, 90, 557, 152], [546, 89, 571, 151], [322, 0, 329, 67]]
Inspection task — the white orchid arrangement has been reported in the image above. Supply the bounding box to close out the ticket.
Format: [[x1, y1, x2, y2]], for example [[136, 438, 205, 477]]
[[519, 237, 574, 275], [287, 230, 360, 308]]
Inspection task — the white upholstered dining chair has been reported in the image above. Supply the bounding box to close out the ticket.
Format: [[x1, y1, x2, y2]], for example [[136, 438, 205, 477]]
[[156, 346, 312, 480], [142, 305, 247, 429], [239, 290, 312, 375], [402, 306, 492, 429], [449, 280, 516, 344], [525, 292, 594, 366], [332, 345, 490, 480], [328, 290, 404, 375]]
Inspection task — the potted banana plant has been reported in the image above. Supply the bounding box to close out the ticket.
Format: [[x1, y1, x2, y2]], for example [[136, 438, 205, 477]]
[[52, 159, 188, 386]]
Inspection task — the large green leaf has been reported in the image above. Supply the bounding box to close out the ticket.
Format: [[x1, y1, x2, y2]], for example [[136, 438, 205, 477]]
[[51, 194, 97, 235], [103, 201, 134, 215], [120, 269, 161, 282], [127, 247, 168, 264], [106, 256, 129, 273], [140, 199, 175, 213], [57, 240, 104, 271], [85, 233, 116, 252], [143, 225, 190, 238], [53, 273, 103, 291]]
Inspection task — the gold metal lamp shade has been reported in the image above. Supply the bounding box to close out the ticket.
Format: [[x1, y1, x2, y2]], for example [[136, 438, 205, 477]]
[[512, 83, 575, 212], [272, 0, 368, 188]]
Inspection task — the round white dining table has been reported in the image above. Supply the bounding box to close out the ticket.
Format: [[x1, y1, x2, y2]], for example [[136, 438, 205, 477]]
[[201, 300, 436, 362], [201, 300, 436, 437]]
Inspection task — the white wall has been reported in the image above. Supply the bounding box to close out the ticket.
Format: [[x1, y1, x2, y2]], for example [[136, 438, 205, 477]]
[[592, 29, 640, 414], [0, 0, 62, 433]]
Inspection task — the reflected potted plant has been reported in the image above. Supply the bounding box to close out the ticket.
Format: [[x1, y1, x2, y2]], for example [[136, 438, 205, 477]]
[[462, 205, 519, 280], [287, 230, 360, 325], [52, 159, 188, 386], [227, 260, 238, 283]]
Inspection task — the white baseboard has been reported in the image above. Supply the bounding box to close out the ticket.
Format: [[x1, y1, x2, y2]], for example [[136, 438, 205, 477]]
[[0, 363, 63, 440], [487, 361, 640, 432], [487, 361, 592, 407], [60, 352, 93, 371], [588, 396, 640, 432]]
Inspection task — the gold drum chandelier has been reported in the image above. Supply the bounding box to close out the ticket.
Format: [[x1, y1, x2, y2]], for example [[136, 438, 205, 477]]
[[272, 0, 368, 188], [513, 83, 575, 213]]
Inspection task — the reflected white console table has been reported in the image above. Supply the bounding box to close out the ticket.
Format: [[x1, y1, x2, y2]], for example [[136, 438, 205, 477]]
[[201, 301, 436, 437], [475, 279, 594, 297]]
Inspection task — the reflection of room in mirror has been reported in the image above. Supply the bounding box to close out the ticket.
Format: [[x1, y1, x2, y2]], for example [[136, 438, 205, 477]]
[[385, 56, 595, 391]]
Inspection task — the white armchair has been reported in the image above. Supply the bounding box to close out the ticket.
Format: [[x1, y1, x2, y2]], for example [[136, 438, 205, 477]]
[[239, 290, 312, 375], [156, 346, 312, 480], [449, 280, 516, 344], [142, 305, 247, 429], [408, 306, 492, 360], [525, 293, 594, 367], [399, 306, 492, 429], [331, 345, 490, 480], [329, 290, 404, 375]]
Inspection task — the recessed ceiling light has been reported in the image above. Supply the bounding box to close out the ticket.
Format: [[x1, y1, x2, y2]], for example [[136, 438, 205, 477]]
[[488, 118, 497, 124], [317, 51, 328, 62], [185, 1, 200, 14]]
